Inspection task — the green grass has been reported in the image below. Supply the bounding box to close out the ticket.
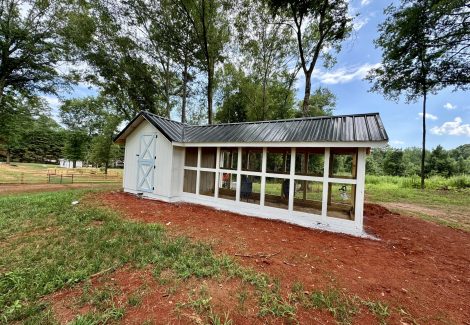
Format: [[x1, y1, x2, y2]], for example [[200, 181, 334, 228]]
[[0, 189, 295, 323], [365, 175, 470, 231], [0, 162, 122, 184], [0, 189, 399, 324]]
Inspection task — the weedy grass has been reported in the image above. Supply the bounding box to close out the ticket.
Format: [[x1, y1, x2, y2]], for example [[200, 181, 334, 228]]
[[0, 189, 393, 324]]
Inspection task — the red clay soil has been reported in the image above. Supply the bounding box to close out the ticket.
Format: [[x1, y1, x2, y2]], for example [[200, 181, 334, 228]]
[[95, 192, 470, 324]]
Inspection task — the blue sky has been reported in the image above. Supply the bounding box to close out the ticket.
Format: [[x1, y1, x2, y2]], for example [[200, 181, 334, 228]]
[[45, 0, 469, 150], [303, 0, 470, 150]]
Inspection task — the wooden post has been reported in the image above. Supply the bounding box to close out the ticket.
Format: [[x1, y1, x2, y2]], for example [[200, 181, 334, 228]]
[[60, 174, 63, 184], [321, 148, 330, 223], [236, 147, 242, 202], [288, 148, 296, 211], [260, 147, 267, 206]]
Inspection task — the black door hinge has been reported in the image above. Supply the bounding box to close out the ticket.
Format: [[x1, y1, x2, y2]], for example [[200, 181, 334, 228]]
[[153, 165, 156, 169], [152, 186, 154, 190]]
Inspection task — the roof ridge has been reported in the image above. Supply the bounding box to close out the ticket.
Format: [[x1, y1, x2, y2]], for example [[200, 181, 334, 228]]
[[197, 112, 380, 127]]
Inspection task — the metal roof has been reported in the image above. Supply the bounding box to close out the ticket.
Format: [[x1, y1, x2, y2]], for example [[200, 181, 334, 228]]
[[115, 111, 388, 144]]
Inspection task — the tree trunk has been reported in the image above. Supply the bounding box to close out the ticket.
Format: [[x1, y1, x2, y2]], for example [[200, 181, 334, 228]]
[[181, 53, 188, 124], [6, 149, 11, 164], [0, 77, 5, 105], [420, 91, 427, 190], [207, 66, 213, 125], [73, 160, 76, 168], [104, 161, 108, 175], [302, 71, 312, 116], [262, 73, 267, 120], [164, 57, 171, 118]]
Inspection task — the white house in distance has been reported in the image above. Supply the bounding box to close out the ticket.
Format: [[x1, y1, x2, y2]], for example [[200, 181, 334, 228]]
[[59, 159, 83, 168], [115, 111, 388, 236]]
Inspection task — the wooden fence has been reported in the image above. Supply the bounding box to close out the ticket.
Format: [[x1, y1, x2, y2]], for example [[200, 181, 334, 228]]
[[0, 167, 122, 185]]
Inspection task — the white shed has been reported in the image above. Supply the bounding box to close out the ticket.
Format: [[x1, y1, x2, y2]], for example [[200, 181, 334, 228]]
[[59, 159, 83, 168], [115, 111, 388, 236]]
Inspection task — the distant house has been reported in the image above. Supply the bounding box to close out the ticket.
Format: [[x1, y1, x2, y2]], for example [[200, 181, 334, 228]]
[[59, 159, 83, 168], [115, 111, 388, 236]]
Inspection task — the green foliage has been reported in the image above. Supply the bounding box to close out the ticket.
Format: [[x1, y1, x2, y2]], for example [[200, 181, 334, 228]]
[[367, 145, 470, 181], [267, 0, 352, 115], [297, 87, 336, 117], [63, 130, 89, 164], [0, 0, 67, 102], [215, 64, 296, 123], [383, 149, 405, 176], [0, 94, 64, 163]]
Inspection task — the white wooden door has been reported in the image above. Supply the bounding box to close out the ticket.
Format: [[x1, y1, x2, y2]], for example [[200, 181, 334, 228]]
[[137, 134, 157, 192]]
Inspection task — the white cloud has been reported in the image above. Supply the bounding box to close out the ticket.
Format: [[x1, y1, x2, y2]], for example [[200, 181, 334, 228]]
[[443, 102, 457, 110], [40, 95, 61, 109], [353, 17, 369, 31], [312, 63, 381, 85], [361, 0, 372, 6], [418, 112, 438, 120], [430, 117, 470, 137], [390, 140, 405, 146]]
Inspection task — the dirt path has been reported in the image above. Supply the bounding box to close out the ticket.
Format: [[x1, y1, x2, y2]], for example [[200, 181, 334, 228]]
[[381, 202, 470, 231], [91, 192, 470, 325], [0, 183, 120, 195]]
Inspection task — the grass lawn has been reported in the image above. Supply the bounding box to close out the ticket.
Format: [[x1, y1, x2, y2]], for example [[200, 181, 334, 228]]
[[0, 163, 122, 184], [0, 189, 392, 324], [365, 182, 470, 231]]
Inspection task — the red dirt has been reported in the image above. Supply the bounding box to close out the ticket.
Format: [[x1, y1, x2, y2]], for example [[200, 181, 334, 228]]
[[50, 191, 470, 324], [98, 192, 470, 324]]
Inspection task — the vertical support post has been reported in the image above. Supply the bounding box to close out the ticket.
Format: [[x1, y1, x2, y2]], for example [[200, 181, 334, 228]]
[[236, 147, 242, 202], [288, 147, 296, 211], [72, 174, 74, 184], [354, 148, 366, 232], [321, 148, 330, 223], [60, 174, 63, 184], [303, 152, 307, 200], [196, 147, 201, 195], [260, 147, 267, 206], [215, 147, 220, 198]]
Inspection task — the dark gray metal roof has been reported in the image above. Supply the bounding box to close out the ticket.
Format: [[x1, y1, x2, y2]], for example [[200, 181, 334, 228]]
[[115, 111, 388, 144]]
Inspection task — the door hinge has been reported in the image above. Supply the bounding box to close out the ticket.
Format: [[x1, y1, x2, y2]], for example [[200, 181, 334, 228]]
[[152, 186, 154, 190], [155, 135, 158, 138], [153, 165, 156, 169]]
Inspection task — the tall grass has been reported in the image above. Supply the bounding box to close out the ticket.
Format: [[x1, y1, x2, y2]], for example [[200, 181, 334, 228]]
[[366, 175, 470, 189]]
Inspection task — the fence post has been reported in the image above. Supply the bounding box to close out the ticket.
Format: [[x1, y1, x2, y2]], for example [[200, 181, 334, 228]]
[[60, 174, 63, 184], [72, 174, 74, 184], [21, 173, 24, 184]]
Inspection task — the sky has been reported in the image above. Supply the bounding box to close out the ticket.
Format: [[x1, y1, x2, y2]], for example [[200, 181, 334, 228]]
[[43, 0, 469, 150]]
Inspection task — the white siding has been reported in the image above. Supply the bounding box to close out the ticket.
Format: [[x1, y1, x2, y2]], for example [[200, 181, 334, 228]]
[[122, 120, 173, 197], [171, 146, 184, 197]]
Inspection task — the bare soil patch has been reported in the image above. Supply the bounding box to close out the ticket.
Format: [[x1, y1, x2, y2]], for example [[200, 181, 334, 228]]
[[93, 192, 470, 324], [381, 202, 470, 231]]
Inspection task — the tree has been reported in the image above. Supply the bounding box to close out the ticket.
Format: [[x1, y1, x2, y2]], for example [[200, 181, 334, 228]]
[[235, 0, 297, 120], [0, 94, 48, 163], [63, 130, 88, 168], [62, 1, 163, 120], [179, 0, 230, 124], [383, 149, 405, 176], [296, 87, 336, 117], [367, 0, 470, 189], [427, 145, 455, 177], [268, 0, 352, 116], [88, 116, 121, 174], [0, 0, 66, 104]]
